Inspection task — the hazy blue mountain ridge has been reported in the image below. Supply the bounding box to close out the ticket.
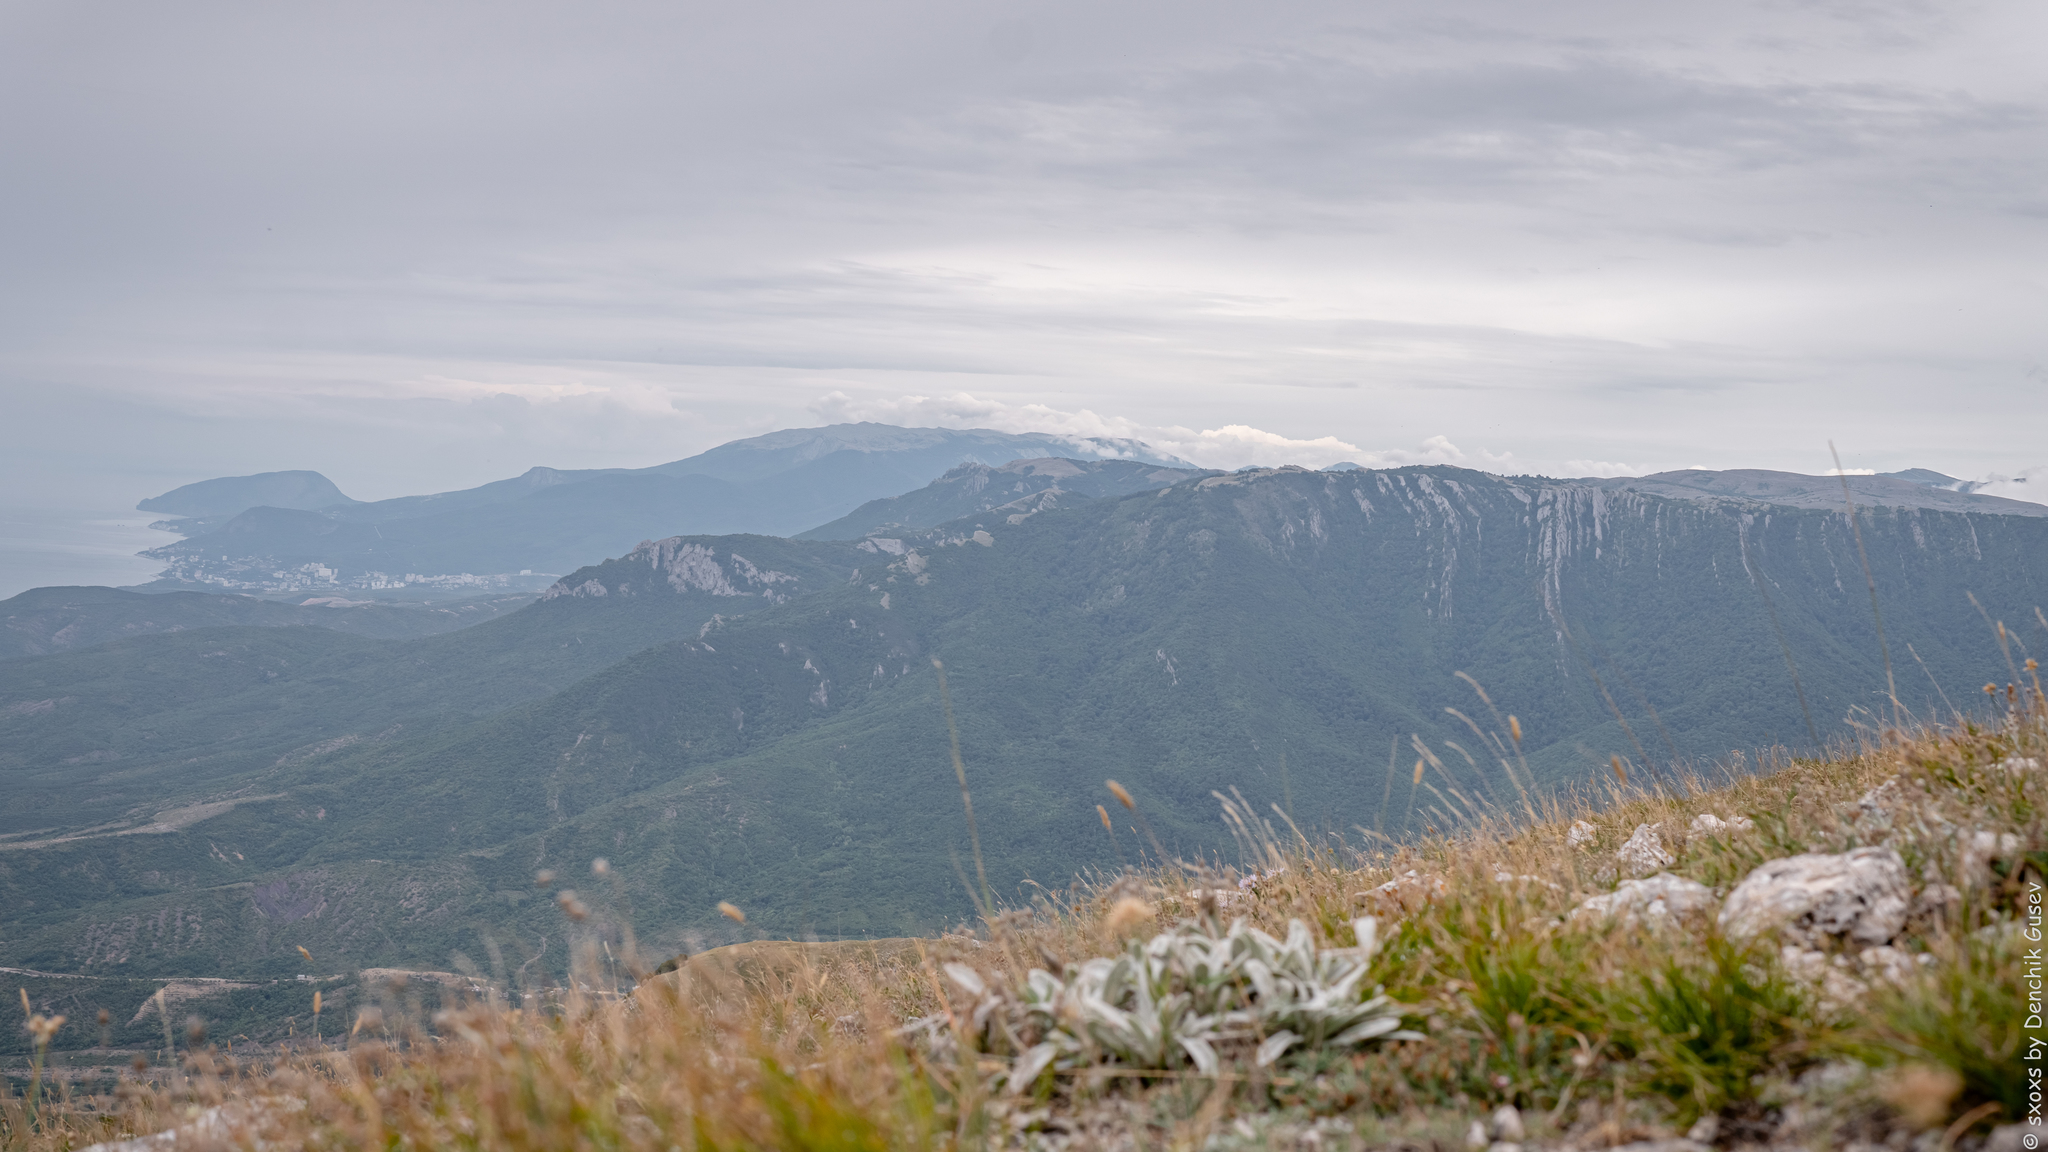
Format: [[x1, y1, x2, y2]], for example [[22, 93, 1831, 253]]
[[131, 424, 1186, 597], [137, 470, 358, 519], [796, 457, 1218, 540]]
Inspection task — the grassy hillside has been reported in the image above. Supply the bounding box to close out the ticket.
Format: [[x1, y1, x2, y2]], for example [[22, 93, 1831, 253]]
[[6, 675, 2041, 1151]]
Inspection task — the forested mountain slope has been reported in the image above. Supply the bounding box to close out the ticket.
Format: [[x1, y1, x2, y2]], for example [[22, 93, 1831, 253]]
[[3, 466, 2041, 978]]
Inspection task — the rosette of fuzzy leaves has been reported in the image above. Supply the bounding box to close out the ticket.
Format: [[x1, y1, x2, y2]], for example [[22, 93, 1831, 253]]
[[917, 917, 1421, 1090]]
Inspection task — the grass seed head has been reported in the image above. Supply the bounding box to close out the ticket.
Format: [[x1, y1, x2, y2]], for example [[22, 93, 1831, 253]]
[[1106, 779, 1135, 809], [28, 1013, 65, 1045], [1105, 896, 1154, 939], [718, 900, 746, 923]]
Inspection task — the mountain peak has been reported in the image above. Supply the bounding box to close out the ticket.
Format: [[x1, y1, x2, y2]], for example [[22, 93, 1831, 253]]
[[136, 470, 357, 518]]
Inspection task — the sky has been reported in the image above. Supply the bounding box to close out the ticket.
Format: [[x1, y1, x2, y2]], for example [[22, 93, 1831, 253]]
[[2, 0, 2044, 540]]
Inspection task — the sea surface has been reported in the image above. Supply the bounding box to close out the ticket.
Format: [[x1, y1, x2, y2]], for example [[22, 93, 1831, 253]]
[[0, 510, 170, 599]]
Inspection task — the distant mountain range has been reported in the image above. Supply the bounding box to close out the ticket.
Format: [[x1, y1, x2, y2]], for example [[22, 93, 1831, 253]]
[[5, 458, 2043, 979], [797, 457, 1218, 540], [131, 425, 1187, 597]]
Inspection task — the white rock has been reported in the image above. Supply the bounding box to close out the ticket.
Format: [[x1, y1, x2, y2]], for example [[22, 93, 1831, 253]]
[[1779, 945, 1870, 1013], [1572, 873, 1716, 927], [1617, 823, 1675, 876], [1356, 870, 1445, 915], [1465, 1119, 1490, 1150], [1961, 829, 2025, 884], [1911, 882, 1962, 922], [1856, 944, 1931, 987], [1855, 778, 1904, 820], [1998, 757, 2042, 775], [1491, 1104, 1526, 1142], [1566, 820, 1597, 848], [1720, 848, 1911, 947], [81, 1098, 302, 1152], [1689, 813, 1754, 835], [1493, 868, 1561, 889]]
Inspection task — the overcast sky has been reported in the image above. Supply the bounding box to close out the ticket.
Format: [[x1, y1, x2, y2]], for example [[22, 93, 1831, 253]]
[[3, 0, 2044, 514]]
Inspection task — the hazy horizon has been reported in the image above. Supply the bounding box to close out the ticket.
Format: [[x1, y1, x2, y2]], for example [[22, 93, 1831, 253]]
[[4, 0, 2044, 590]]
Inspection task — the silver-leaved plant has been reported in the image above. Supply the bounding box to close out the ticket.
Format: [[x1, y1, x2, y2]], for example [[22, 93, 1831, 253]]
[[915, 916, 1421, 1091]]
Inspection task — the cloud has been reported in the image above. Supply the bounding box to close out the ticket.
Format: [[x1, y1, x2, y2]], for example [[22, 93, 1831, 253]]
[[2, 0, 2045, 530], [1561, 459, 1647, 478], [1967, 465, 2048, 508], [807, 389, 1518, 473]]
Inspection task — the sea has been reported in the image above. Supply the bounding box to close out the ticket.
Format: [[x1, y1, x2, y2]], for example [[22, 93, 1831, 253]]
[[0, 510, 171, 600]]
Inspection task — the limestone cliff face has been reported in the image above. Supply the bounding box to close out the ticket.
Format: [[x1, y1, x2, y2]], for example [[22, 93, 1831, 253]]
[[544, 539, 801, 602]]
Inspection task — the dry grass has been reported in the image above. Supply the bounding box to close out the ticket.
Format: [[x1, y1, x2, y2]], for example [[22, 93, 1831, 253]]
[[5, 671, 2043, 1150]]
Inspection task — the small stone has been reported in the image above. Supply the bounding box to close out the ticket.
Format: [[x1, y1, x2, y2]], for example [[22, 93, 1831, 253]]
[[1617, 823, 1675, 876], [1685, 1115, 1720, 1143], [1567, 820, 1598, 848], [1572, 873, 1716, 928], [1779, 945, 1870, 1012], [1466, 1119, 1490, 1150], [1690, 812, 1753, 835], [1720, 847, 1912, 948], [1997, 757, 2042, 775], [1911, 882, 1962, 923], [1961, 830, 2025, 884], [1856, 778, 1904, 819], [1358, 870, 1445, 916], [1856, 945, 1924, 987], [1491, 1104, 1526, 1142]]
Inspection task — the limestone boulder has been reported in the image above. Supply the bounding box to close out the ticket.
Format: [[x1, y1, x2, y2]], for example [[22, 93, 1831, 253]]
[[1719, 848, 1911, 947], [1571, 873, 1715, 928], [1617, 823, 1674, 876]]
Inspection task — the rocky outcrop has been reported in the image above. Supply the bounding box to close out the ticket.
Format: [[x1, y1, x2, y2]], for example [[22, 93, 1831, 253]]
[[1571, 873, 1715, 928], [1719, 848, 1911, 947], [1616, 823, 1674, 877]]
